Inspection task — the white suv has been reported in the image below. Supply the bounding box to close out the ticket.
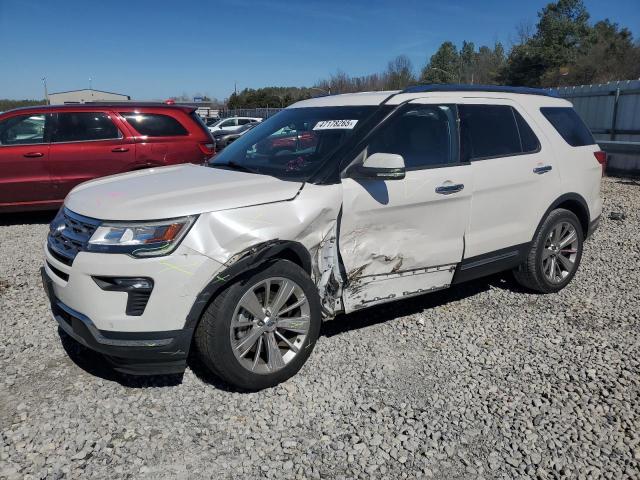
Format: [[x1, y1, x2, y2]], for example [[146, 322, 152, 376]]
[[42, 85, 604, 390], [207, 116, 262, 133]]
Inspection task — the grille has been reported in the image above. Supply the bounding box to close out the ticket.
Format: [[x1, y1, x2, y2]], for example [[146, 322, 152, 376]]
[[48, 209, 101, 264]]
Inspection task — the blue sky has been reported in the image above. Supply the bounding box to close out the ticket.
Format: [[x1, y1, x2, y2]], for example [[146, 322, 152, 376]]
[[1, 0, 638, 100]]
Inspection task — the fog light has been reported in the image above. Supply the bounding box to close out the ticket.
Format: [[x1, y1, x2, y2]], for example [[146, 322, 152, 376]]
[[93, 276, 154, 316]]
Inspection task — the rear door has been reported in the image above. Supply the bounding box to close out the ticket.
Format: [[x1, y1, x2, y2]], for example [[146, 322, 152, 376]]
[[119, 111, 204, 165], [0, 113, 56, 208], [458, 100, 562, 259], [339, 100, 472, 312], [48, 111, 135, 200]]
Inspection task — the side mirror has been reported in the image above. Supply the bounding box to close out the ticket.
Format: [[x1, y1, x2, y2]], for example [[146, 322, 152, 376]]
[[349, 152, 406, 180]]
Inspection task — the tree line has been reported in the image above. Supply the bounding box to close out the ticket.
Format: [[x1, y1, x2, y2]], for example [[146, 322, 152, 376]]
[[228, 0, 639, 108]]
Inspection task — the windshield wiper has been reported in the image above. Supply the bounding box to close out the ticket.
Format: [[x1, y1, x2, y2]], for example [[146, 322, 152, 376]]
[[210, 161, 257, 174]]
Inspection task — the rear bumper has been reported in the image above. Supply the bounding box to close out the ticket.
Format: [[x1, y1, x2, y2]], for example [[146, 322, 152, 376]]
[[42, 268, 192, 375]]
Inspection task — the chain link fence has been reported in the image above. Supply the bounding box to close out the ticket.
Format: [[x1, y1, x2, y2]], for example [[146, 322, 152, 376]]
[[218, 107, 284, 120]]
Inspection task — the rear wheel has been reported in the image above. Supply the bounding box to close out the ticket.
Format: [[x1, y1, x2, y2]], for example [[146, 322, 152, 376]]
[[194, 260, 321, 391], [513, 208, 584, 293]]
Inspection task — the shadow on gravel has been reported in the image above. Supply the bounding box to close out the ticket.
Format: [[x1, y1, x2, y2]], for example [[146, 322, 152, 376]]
[[0, 210, 56, 226], [321, 272, 527, 337], [58, 328, 183, 388]]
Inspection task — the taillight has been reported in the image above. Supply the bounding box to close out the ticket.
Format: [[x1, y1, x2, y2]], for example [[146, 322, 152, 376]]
[[199, 142, 215, 156], [594, 150, 607, 176]]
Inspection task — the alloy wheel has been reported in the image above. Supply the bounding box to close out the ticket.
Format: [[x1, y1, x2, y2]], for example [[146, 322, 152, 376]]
[[542, 221, 579, 284], [230, 277, 310, 374]]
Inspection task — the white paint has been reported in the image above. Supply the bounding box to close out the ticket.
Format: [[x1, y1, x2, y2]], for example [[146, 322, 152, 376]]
[[65, 164, 303, 220]]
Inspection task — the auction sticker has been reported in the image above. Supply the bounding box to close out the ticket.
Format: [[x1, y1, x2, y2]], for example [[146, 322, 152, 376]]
[[313, 119, 358, 130]]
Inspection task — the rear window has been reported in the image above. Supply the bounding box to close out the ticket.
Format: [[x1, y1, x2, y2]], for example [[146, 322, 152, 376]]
[[459, 105, 539, 161], [53, 112, 121, 142], [540, 107, 595, 147], [121, 113, 188, 136]]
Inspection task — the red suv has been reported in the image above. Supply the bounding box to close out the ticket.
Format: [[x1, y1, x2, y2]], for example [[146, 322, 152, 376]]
[[0, 104, 215, 212]]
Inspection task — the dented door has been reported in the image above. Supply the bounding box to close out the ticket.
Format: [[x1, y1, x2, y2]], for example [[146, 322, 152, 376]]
[[338, 102, 472, 312]]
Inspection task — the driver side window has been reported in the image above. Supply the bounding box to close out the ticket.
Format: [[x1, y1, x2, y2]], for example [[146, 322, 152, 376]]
[[367, 104, 459, 169]]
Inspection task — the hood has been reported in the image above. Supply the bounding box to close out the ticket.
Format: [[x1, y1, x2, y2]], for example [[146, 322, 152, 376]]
[[65, 164, 303, 221]]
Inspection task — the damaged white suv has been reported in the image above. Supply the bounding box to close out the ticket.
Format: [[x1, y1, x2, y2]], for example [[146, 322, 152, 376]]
[[43, 85, 604, 390]]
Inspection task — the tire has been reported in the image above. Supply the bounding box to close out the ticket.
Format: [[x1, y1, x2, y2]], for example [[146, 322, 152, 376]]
[[194, 260, 321, 391], [513, 208, 584, 293]]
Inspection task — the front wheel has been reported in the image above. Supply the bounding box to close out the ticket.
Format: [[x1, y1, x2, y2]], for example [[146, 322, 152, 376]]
[[513, 208, 584, 293], [194, 260, 321, 391]]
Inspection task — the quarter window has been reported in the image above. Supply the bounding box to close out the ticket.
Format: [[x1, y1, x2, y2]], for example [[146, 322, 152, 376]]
[[540, 107, 595, 147], [0, 114, 49, 145], [367, 104, 459, 169], [121, 113, 188, 136], [53, 112, 121, 142]]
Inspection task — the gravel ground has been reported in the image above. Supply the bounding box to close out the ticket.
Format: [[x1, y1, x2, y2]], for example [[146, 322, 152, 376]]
[[1, 177, 639, 479]]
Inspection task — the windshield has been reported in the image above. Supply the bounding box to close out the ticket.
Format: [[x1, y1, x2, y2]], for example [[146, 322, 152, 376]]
[[209, 106, 377, 181]]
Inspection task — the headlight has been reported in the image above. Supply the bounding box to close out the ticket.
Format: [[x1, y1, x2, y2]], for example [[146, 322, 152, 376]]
[[88, 216, 196, 257]]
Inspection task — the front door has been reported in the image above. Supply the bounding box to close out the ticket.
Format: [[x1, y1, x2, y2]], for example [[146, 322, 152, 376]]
[[0, 113, 56, 208], [339, 101, 472, 312]]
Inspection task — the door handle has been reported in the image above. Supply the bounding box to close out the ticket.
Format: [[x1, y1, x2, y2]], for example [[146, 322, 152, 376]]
[[23, 152, 44, 158], [435, 183, 464, 195], [533, 165, 552, 174], [111, 147, 130, 153]]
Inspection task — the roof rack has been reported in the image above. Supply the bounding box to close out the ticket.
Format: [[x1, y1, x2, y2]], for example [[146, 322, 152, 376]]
[[400, 84, 555, 97]]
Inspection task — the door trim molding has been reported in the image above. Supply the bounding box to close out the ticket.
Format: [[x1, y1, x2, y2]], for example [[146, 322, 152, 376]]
[[451, 242, 530, 284]]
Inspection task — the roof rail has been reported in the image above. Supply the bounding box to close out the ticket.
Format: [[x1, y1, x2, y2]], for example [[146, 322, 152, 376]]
[[400, 84, 555, 97]]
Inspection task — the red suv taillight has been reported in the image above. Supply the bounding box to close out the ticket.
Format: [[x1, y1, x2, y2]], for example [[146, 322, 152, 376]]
[[198, 142, 215, 156], [594, 150, 607, 176]]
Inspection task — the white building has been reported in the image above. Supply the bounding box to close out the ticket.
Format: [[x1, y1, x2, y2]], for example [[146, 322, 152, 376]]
[[48, 89, 130, 104]]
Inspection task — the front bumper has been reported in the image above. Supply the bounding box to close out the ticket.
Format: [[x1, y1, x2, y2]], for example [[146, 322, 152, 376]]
[[43, 268, 192, 375]]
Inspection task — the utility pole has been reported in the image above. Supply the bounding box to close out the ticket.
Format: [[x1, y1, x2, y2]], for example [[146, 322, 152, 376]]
[[42, 77, 49, 104], [89, 77, 92, 91]]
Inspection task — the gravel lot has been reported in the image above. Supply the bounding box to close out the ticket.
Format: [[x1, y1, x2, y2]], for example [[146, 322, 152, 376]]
[[1, 177, 639, 479]]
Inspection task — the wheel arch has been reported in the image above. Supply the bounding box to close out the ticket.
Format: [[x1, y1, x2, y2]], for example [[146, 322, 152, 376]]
[[183, 240, 312, 331], [535, 193, 590, 240]]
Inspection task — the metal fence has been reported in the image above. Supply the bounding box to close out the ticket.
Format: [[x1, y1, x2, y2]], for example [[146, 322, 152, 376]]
[[550, 80, 640, 177], [218, 107, 283, 120]]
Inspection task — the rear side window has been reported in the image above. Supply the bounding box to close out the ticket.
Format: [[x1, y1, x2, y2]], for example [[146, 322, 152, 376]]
[[513, 109, 540, 152], [540, 107, 595, 146], [53, 112, 121, 142], [121, 113, 188, 136], [459, 105, 540, 161]]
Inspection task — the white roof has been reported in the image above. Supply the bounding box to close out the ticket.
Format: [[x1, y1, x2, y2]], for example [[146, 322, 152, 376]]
[[288, 91, 399, 108], [288, 89, 570, 109]]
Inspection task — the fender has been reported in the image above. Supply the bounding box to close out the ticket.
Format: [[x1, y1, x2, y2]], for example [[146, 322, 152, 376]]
[[183, 240, 312, 330], [533, 192, 590, 240]]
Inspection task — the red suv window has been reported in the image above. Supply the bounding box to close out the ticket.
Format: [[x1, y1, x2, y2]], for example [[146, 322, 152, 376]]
[[121, 113, 188, 136]]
